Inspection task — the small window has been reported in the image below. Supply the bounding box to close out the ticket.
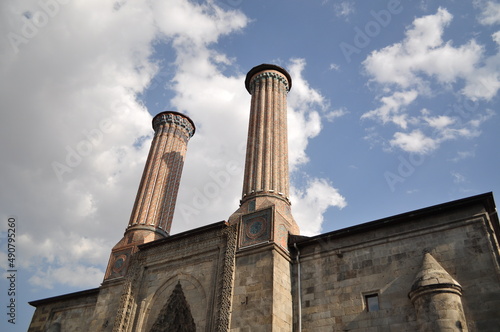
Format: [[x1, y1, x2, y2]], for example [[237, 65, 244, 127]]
[[365, 293, 379, 312]]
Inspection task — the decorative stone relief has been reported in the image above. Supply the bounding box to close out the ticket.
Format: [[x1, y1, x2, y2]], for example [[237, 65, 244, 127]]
[[149, 282, 196, 332], [240, 208, 273, 248]]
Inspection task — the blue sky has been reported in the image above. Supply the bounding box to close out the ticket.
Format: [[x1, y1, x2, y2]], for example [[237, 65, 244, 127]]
[[1, 0, 499, 330]]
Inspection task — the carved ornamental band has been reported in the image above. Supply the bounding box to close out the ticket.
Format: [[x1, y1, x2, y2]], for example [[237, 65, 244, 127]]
[[153, 112, 196, 138], [248, 72, 290, 93]]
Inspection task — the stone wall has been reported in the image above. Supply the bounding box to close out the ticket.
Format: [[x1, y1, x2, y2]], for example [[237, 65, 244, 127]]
[[88, 279, 127, 331], [230, 243, 294, 332], [28, 288, 99, 332], [292, 198, 500, 332]]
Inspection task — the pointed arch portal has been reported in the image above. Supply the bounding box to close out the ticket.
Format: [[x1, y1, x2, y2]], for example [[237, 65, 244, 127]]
[[149, 282, 196, 332]]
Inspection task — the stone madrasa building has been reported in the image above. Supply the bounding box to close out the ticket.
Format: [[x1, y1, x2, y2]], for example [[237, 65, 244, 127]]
[[29, 64, 500, 331]]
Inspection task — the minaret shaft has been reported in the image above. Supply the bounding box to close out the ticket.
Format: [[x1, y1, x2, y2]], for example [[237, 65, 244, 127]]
[[104, 111, 194, 281], [229, 64, 299, 238], [229, 64, 298, 331], [128, 117, 192, 233], [242, 69, 291, 203]]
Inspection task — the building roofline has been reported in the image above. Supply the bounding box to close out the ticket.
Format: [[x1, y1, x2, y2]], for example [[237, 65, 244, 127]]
[[138, 220, 229, 250], [292, 192, 498, 247], [29, 287, 100, 307]]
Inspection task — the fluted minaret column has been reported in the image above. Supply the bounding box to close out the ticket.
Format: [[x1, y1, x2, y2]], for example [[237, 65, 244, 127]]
[[127, 111, 195, 235], [242, 64, 292, 203], [229, 64, 298, 237], [229, 64, 299, 239], [104, 111, 195, 281], [229, 64, 298, 331]]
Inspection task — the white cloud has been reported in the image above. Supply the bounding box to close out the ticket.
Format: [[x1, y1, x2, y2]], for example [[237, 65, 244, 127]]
[[364, 8, 482, 90], [326, 108, 348, 122], [333, 1, 355, 20], [477, 1, 500, 25], [493, 31, 500, 45], [362, 7, 500, 154], [390, 130, 438, 154], [329, 63, 340, 71], [423, 115, 455, 129], [450, 150, 476, 162], [287, 58, 326, 170], [451, 171, 466, 184], [361, 90, 418, 128], [29, 265, 104, 289], [291, 178, 347, 236], [387, 107, 491, 154]]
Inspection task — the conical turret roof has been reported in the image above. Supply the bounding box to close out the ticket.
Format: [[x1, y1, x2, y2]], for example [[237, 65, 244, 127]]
[[411, 253, 461, 291]]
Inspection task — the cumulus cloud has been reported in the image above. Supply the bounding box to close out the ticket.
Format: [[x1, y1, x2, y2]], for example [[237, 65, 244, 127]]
[[477, 0, 500, 25], [361, 90, 418, 129], [291, 178, 347, 236], [388, 108, 492, 154], [287, 58, 326, 170], [423, 114, 455, 129], [389, 130, 438, 154], [362, 7, 499, 154], [364, 8, 483, 91]]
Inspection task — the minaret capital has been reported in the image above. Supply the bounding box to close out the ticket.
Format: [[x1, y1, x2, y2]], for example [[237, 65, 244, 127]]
[[245, 64, 292, 94], [152, 111, 196, 138]]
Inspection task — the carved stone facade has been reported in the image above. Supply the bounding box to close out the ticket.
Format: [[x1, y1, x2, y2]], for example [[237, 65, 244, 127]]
[[28, 65, 500, 331]]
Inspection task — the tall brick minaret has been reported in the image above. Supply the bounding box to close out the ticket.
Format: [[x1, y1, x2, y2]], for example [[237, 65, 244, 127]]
[[104, 111, 195, 280], [229, 64, 299, 330]]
